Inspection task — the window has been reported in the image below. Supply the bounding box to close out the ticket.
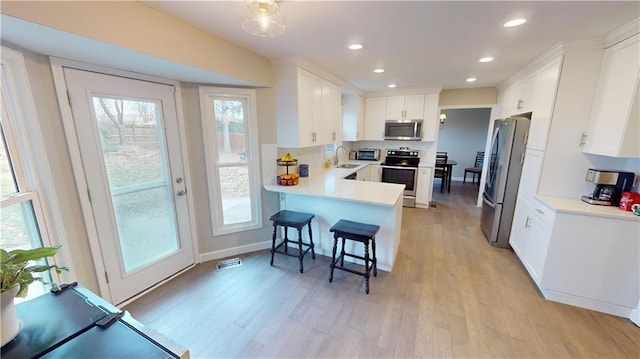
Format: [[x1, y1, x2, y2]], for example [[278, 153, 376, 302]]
[[0, 47, 70, 302], [199, 87, 262, 235]]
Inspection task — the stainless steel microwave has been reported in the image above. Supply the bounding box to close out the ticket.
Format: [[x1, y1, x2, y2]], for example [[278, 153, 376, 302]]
[[384, 119, 423, 141]]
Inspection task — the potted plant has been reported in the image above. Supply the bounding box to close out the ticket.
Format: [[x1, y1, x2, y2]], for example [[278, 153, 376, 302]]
[[0, 246, 67, 347]]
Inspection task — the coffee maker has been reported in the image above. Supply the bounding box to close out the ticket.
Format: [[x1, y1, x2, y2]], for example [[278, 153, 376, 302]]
[[581, 169, 635, 206]]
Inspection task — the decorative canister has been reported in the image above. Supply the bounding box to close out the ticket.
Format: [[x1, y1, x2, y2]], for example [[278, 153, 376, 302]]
[[299, 164, 309, 177]]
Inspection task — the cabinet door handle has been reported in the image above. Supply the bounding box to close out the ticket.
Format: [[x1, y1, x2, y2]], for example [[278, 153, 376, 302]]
[[580, 132, 588, 146], [517, 99, 524, 109], [525, 216, 531, 228], [535, 208, 544, 215]]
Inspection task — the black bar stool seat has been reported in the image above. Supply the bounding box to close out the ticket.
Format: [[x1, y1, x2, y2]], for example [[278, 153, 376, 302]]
[[329, 219, 380, 294], [269, 210, 316, 273]]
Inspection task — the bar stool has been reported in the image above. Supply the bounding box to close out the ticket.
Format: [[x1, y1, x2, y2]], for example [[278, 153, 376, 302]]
[[329, 219, 380, 294], [269, 210, 315, 273]]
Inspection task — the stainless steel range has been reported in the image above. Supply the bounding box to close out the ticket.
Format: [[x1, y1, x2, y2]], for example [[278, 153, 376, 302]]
[[380, 148, 420, 207]]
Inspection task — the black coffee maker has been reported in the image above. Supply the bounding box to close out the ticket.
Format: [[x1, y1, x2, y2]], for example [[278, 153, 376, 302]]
[[581, 169, 635, 206]]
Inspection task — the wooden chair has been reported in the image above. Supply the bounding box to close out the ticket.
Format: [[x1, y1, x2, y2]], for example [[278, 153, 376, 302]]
[[434, 153, 448, 192], [463, 151, 484, 185]]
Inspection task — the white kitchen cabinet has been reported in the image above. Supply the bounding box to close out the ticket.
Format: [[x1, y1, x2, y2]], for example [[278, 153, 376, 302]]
[[364, 97, 386, 140], [509, 198, 554, 286], [518, 149, 544, 203], [325, 84, 342, 143], [342, 94, 364, 141], [513, 72, 537, 114], [421, 93, 440, 142], [275, 66, 341, 148], [415, 166, 432, 206], [540, 209, 639, 316], [583, 34, 640, 158], [369, 164, 381, 182], [356, 166, 371, 181], [497, 84, 516, 118], [385, 95, 425, 120], [528, 57, 562, 151]]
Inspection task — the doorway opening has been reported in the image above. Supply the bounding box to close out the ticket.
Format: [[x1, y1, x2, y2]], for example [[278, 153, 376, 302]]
[[436, 106, 495, 207]]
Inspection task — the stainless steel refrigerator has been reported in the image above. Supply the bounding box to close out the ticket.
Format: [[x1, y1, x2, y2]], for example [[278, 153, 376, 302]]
[[480, 115, 531, 248]]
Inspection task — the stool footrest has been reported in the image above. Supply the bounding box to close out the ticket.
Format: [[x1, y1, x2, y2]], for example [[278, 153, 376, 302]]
[[273, 241, 313, 258]]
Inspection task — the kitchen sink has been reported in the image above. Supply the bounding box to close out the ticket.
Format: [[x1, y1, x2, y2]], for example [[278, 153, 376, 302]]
[[336, 163, 360, 169]]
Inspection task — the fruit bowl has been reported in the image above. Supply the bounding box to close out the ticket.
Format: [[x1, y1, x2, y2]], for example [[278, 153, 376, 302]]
[[277, 173, 300, 186]]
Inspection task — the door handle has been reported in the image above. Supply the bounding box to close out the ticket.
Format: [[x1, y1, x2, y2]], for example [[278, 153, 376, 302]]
[[177, 189, 187, 196]]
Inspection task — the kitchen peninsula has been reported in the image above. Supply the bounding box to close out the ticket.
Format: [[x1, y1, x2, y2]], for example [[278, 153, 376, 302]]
[[264, 164, 405, 271]]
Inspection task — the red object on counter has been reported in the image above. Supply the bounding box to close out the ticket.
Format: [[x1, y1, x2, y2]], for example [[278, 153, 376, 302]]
[[619, 191, 640, 211]]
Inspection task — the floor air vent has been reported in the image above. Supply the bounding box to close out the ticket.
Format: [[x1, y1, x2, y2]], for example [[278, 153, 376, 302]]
[[217, 258, 242, 270]]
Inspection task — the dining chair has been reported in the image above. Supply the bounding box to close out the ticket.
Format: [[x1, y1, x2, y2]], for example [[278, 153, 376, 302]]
[[463, 151, 484, 185], [434, 153, 448, 192]]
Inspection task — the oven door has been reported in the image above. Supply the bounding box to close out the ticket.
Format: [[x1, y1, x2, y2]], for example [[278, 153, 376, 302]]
[[380, 165, 417, 196]]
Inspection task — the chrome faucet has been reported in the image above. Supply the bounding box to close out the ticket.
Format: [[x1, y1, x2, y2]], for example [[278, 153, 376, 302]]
[[334, 145, 347, 166]]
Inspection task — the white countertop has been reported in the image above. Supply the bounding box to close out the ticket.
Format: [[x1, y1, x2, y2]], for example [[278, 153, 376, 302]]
[[264, 162, 404, 207], [537, 195, 640, 222]]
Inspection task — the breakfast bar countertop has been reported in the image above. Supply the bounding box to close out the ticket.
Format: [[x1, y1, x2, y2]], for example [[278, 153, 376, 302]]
[[264, 162, 404, 207]]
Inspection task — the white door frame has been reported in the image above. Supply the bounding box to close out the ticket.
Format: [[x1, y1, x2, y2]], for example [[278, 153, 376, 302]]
[[50, 58, 199, 303], [437, 104, 497, 207]]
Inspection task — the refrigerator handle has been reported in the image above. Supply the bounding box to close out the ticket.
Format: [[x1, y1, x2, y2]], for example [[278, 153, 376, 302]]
[[482, 192, 496, 209]]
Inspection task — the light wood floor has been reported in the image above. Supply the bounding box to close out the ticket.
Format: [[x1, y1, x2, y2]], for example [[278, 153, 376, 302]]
[[125, 181, 639, 358]]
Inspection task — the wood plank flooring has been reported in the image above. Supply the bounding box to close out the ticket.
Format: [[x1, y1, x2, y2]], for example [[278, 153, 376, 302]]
[[125, 181, 639, 358]]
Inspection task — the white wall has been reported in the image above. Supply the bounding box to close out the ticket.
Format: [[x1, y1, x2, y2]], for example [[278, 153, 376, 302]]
[[436, 108, 491, 180]]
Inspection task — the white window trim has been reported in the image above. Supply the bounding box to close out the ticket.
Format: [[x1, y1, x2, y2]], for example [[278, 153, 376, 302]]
[[199, 87, 262, 236], [1, 46, 75, 283]]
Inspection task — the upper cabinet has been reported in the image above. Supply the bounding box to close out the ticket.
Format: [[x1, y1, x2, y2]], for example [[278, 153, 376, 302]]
[[497, 55, 562, 151], [274, 64, 342, 148], [364, 97, 386, 141], [342, 94, 365, 141], [513, 72, 538, 115], [385, 95, 425, 120], [496, 85, 516, 118], [528, 57, 562, 151], [583, 34, 640, 158], [421, 93, 440, 142]]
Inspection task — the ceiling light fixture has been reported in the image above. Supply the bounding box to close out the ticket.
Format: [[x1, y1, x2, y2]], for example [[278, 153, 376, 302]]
[[466, 77, 477, 82], [348, 43, 363, 50], [242, 0, 285, 38], [479, 57, 494, 63], [373, 68, 385, 73], [503, 18, 527, 28], [388, 84, 397, 88]]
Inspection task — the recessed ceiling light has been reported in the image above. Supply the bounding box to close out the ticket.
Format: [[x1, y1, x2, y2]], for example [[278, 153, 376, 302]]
[[348, 43, 363, 50], [466, 77, 477, 82], [373, 68, 385, 73], [479, 57, 494, 63], [388, 84, 397, 88], [503, 18, 527, 28]]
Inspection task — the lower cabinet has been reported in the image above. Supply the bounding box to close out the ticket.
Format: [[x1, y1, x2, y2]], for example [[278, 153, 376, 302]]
[[510, 198, 640, 317], [415, 166, 432, 206], [356, 166, 370, 181], [369, 164, 381, 182], [541, 212, 639, 316], [509, 197, 553, 285]]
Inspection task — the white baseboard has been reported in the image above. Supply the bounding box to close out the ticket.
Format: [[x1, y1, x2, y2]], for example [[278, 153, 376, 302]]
[[198, 241, 272, 263], [544, 289, 633, 318]]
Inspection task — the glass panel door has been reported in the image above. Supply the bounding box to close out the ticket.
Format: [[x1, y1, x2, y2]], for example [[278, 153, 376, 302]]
[[64, 68, 194, 304], [92, 97, 178, 272]]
